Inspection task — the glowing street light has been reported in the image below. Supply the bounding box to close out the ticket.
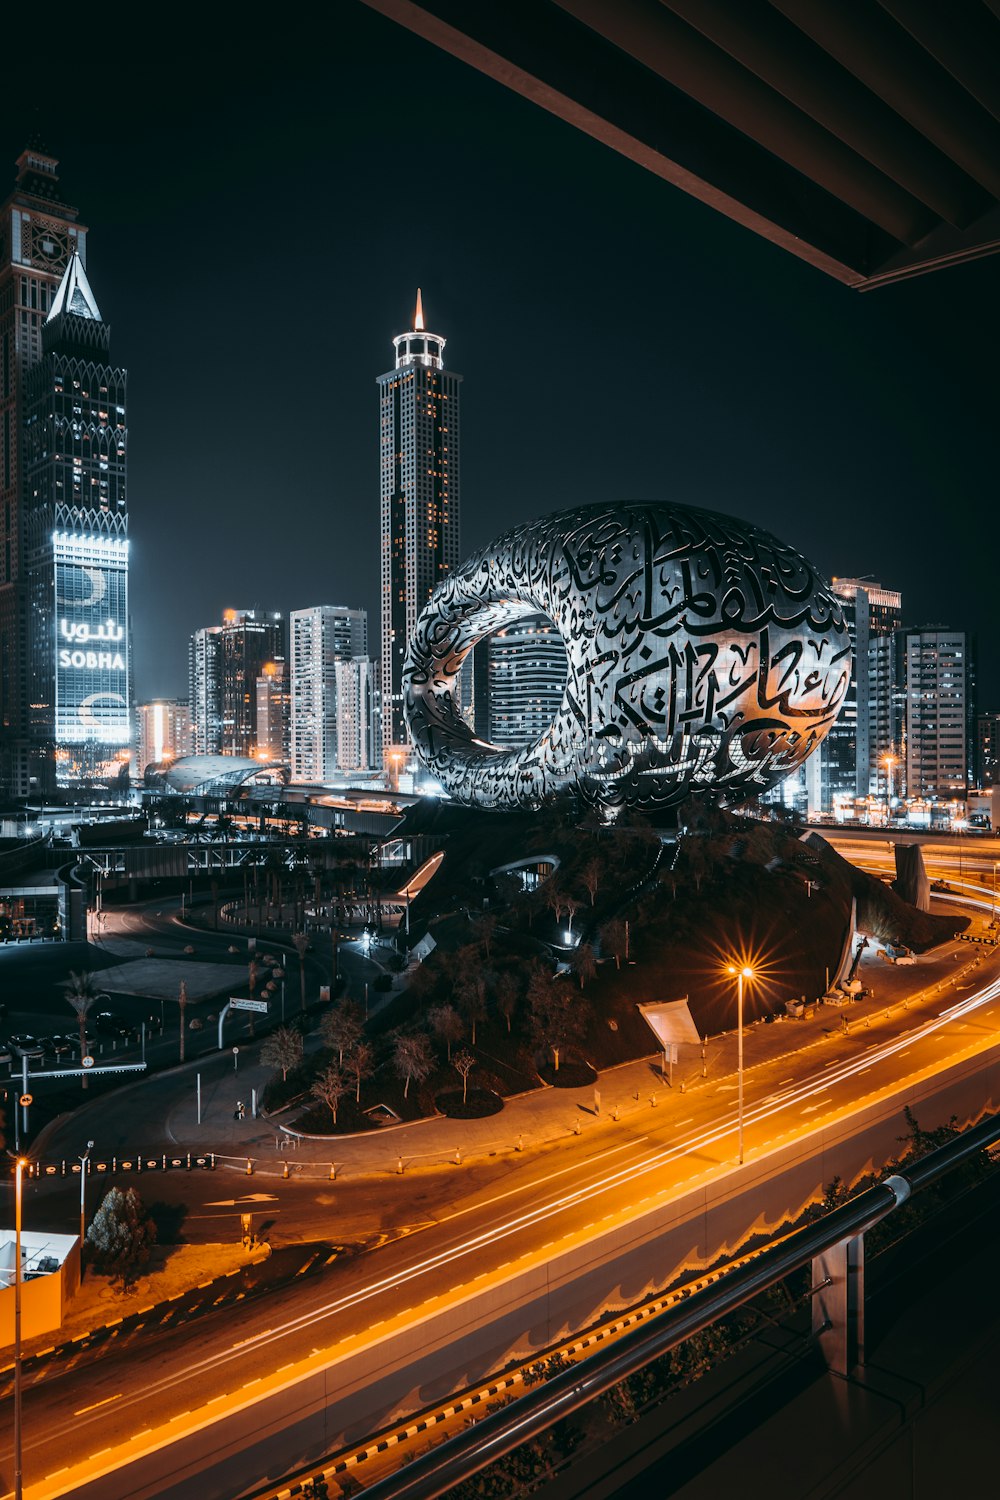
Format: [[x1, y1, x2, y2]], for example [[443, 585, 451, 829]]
[[726, 965, 755, 1166], [883, 753, 896, 822], [14, 1155, 28, 1500], [79, 1140, 95, 1277]]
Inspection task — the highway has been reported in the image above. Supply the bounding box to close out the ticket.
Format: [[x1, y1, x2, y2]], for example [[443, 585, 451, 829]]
[[4, 940, 1000, 1488], [3, 833, 1000, 1496]]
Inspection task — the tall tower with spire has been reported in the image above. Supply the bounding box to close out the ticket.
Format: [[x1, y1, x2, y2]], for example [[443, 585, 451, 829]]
[[377, 290, 461, 759], [0, 145, 91, 795], [21, 247, 130, 790]]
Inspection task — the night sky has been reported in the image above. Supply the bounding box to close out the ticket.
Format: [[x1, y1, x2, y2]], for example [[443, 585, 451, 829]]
[[5, 4, 997, 706]]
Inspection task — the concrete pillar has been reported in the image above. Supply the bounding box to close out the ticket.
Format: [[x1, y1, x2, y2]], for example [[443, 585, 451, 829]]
[[812, 1233, 865, 1376]]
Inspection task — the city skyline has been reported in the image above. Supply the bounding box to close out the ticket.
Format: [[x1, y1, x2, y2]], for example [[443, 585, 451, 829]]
[[2, 3, 995, 721]]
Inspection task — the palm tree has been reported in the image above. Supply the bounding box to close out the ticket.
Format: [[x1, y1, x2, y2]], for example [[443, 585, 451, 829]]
[[64, 971, 98, 1090]]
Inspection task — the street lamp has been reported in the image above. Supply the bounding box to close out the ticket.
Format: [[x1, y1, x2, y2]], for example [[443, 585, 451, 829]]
[[79, 1140, 94, 1277], [883, 753, 895, 823], [14, 1155, 27, 1500], [726, 965, 755, 1166]]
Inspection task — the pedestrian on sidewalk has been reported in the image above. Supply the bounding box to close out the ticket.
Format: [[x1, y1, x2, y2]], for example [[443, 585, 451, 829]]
[[234, 1100, 245, 1121]]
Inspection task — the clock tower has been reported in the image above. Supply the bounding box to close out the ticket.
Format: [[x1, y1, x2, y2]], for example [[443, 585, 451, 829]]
[[0, 145, 88, 796]]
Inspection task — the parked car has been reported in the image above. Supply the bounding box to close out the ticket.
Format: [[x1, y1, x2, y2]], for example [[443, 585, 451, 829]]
[[96, 1011, 137, 1041], [44, 1035, 78, 1061], [9, 1035, 44, 1060]]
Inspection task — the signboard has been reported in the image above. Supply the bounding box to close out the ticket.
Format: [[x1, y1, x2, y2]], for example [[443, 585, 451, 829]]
[[19, 1093, 33, 1107], [231, 997, 268, 1013], [53, 530, 130, 778], [82, 1055, 95, 1068], [637, 999, 701, 1050]]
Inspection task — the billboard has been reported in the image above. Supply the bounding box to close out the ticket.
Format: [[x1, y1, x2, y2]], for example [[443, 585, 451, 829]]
[[53, 529, 130, 753]]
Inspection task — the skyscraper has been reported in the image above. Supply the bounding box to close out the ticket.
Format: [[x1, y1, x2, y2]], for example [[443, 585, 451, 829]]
[[188, 626, 222, 756], [904, 628, 970, 799], [135, 699, 192, 776], [378, 290, 461, 758], [188, 610, 284, 760], [255, 660, 290, 764], [1, 146, 130, 794], [474, 613, 567, 748], [290, 605, 369, 782], [23, 249, 130, 791], [808, 578, 900, 814]]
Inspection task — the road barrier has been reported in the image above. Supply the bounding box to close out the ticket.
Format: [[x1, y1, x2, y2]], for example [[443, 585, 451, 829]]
[[23, 1152, 215, 1179]]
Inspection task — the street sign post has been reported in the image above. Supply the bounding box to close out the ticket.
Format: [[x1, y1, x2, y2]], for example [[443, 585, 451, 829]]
[[18, 1094, 32, 1108]]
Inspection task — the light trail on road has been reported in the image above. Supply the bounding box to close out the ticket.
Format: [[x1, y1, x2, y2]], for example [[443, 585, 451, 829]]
[[8, 880, 1000, 1496], [51, 896, 1000, 1441]]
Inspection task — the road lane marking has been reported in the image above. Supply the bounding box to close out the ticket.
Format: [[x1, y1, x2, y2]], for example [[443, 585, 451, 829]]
[[74, 1394, 121, 1415]]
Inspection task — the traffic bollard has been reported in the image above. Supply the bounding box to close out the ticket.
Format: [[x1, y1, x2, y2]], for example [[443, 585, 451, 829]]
[[329, 1163, 336, 1180], [397, 1156, 403, 1174], [246, 1159, 253, 1175]]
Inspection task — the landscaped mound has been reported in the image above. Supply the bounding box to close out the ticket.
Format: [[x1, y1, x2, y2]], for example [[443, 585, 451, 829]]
[[256, 806, 967, 1136]]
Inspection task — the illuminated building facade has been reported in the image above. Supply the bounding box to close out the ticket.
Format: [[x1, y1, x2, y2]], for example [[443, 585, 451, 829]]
[[378, 290, 461, 758], [975, 712, 1000, 790], [807, 578, 901, 815], [188, 626, 222, 756], [21, 244, 130, 790], [136, 698, 192, 777], [904, 628, 971, 798], [333, 655, 379, 773], [404, 500, 849, 813], [255, 659, 290, 763], [1, 147, 126, 794], [474, 614, 567, 748], [290, 605, 369, 782], [189, 610, 285, 760]]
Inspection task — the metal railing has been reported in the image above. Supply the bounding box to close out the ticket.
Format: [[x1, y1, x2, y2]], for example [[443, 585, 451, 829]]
[[353, 1109, 1000, 1500]]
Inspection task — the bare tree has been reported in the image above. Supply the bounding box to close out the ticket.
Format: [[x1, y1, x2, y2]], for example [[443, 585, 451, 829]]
[[321, 1001, 363, 1065], [477, 913, 497, 959], [428, 1003, 464, 1062], [581, 858, 602, 906], [291, 932, 310, 1014], [527, 976, 589, 1072], [261, 1025, 303, 1083], [64, 971, 98, 1090], [600, 919, 628, 970], [544, 881, 567, 928], [392, 1032, 433, 1100], [563, 894, 583, 935], [455, 970, 487, 1046], [494, 972, 520, 1034], [311, 1063, 350, 1126], [453, 1049, 476, 1105], [346, 1040, 375, 1103], [571, 942, 597, 990]]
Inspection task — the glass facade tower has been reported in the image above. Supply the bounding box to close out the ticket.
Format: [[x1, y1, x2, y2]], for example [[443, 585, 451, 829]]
[[378, 290, 461, 757], [21, 246, 130, 790], [0, 147, 95, 795]]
